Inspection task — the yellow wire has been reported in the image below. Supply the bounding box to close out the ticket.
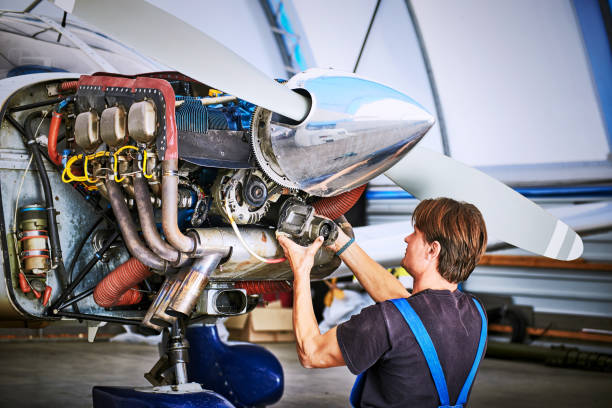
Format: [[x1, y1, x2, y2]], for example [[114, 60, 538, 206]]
[[113, 145, 139, 183], [63, 155, 86, 182], [142, 150, 153, 179]]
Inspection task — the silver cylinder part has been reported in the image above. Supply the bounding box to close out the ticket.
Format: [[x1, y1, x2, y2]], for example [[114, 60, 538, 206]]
[[100, 106, 127, 147], [189, 227, 339, 280], [128, 100, 157, 144], [166, 250, 228, 318], [74, 111, 100, 151], [141, 277, 172, 330], [250, 68, 435, 197]]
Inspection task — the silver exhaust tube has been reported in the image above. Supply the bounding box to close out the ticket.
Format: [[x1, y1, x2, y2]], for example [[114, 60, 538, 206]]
[[166, 249, 229, 318]]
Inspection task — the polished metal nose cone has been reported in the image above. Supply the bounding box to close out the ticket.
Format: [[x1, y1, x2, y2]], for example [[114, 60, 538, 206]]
[[250, 69, 435, 197]]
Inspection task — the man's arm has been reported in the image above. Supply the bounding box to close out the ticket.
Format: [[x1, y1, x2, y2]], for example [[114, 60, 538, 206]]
[[331, 229, 409, 303], [278, 235, 345, 369]]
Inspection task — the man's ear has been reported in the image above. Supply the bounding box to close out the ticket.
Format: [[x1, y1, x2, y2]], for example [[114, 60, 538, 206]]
[[427, 240, 441, 261]]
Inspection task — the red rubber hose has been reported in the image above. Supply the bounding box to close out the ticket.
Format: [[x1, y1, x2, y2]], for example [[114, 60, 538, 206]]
[[312, 184, 366, 220], [47, 111, 62, 166], [93, 257, 151, 308]]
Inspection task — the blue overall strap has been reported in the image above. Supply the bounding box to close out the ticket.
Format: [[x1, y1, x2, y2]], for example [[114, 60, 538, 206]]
[[455, 298, 487, 406], [390, 298, 450, 407], [349, 372, 365, 408]]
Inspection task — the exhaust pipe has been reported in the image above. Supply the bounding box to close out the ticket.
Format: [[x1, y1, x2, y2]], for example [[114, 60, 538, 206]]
[[166, 249, 229, 318], [133, 169, 187, 266], [141, 271, 186, 330], [106, 179, 168, 272], [162, 159, 196, 254]]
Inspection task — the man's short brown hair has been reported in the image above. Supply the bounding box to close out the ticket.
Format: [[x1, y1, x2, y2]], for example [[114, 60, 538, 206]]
[[412, 198, 487, 283]]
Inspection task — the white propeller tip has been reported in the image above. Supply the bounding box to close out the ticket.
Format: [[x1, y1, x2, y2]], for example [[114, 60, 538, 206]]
[[565, 234, 584, 261]]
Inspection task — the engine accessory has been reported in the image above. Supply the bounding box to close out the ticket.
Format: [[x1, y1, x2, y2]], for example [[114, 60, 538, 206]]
[[17, 205, 50, 274], [196, 288, 248, 316], [250, 70, 434, 196], [74, 110, 100, 151], [100, 106, 127, 147], [277, 198, 338, 246], [188, 228, 338, 280], [234, 281, 291, 295], [93, 257, 151, 308], [244, 173, 268, 208], [22, 112, 66, 290], [313, 184, 366, 220], [166, 250, 229, 318], [106, 179, 168, 272], [128, 100, 157, 144], [214, 169, 271, 225]]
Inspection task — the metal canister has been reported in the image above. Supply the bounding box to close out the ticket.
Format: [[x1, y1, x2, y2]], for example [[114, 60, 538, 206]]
[[18, 205, 50, 274]]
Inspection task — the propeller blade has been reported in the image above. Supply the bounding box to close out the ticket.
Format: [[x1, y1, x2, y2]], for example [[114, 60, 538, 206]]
[[384, 146, 583, 261], [67, 0, 310, 121]]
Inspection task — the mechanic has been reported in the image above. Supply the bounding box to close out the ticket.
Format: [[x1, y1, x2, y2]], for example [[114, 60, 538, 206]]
[[276, 197, 488, 407]]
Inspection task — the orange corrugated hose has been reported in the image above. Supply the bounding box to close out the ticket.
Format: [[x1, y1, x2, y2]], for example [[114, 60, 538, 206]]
[[59, 81, 78, 92], [93, 257, 151, 308], [312, 184, 366, 220]]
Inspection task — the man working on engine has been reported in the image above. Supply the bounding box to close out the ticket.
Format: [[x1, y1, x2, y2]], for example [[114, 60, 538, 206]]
[[276, 197, 488, 407]]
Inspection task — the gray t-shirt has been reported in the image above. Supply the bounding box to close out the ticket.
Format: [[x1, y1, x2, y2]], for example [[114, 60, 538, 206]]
[[337, 289, 486, 407]]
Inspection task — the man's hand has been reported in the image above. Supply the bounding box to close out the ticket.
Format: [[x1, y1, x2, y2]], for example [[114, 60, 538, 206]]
[[276, 234, 324, 280]]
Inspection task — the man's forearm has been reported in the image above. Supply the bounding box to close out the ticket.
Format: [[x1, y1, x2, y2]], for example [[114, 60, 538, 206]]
[[340, 243, 409, 302], [293, 274, 320, 366]]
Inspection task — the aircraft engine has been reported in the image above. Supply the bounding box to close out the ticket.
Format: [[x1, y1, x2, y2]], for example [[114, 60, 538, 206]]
[[1, 69, 433, 329]]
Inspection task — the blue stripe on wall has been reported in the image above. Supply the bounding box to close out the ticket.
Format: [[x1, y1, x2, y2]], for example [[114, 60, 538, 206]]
[[367, 185, 612, 200]]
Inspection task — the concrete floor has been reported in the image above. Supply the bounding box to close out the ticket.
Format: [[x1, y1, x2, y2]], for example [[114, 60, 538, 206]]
[[0, 341, 610, 407]]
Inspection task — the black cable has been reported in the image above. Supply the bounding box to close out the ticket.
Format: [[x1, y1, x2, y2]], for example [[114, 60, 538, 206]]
[[8, 97, 65, 113], [67, 215, 105, 285], [353, 0, 381, 73], [50, 230, 120, 312], [58, 286, 95, 310], [55, 310, 142, 326], [57, 11, 67, 43], [22, 112, 68, 292]]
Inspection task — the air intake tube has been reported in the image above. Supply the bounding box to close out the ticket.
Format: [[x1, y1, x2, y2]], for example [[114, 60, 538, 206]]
[[94, 257, 151, 308]]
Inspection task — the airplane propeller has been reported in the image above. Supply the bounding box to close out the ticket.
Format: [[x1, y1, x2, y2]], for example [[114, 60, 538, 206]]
[[63, 0, 583, 260], [385, 147, 583, 260], [66, 0, 310, 122]]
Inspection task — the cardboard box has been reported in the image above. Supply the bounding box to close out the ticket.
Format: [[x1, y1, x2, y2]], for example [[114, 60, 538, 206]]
[[226, 301, 295, 343]]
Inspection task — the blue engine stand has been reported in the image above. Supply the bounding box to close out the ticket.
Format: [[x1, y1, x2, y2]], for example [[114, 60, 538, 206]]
[[93, 324, 283, 408]]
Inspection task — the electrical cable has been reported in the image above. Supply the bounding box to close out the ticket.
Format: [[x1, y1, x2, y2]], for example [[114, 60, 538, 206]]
[[223, 195, 286, 264], [22, 111, 68, 292], [13, 112, 49, 232], [67, 215, 104, 286]]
